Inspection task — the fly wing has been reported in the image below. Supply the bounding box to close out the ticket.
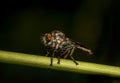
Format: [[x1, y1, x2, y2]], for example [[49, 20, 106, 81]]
[[71, 40, 93, 55]]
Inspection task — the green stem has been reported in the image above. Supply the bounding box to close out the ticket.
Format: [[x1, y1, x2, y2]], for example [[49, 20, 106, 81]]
[[0, 50, 120, 77]]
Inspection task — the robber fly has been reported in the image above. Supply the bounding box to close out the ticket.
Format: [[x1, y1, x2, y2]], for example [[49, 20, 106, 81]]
[[41, 30, 93, 66]]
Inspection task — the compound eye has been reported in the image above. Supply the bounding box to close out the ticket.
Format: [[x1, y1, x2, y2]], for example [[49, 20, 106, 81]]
[[47, 34, 52, 40]]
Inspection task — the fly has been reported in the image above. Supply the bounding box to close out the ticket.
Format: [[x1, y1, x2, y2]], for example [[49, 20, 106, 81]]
[[41, 30, 93, 66]]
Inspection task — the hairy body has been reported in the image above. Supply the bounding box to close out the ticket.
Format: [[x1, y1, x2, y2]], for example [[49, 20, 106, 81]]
[[41, 30, 93, 66]]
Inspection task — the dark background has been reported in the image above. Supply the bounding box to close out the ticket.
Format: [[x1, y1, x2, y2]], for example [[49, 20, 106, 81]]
[[0, 0, 120, 83]]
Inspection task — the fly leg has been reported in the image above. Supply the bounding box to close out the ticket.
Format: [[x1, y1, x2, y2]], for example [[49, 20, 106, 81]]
[[56, 49, 70, 65], [50, 49, 56, 66], [63, 50, 70, 59], [57, 56, 60, 64], [69, 47, 79, 65], [58, 47, 78, 65]]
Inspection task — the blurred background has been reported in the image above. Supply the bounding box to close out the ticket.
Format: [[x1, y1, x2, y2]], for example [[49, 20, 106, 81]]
[[0, 0, 120, 83]]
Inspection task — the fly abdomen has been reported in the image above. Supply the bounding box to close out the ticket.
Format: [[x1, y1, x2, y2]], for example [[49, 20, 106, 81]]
[[72, 40, 93, 55]]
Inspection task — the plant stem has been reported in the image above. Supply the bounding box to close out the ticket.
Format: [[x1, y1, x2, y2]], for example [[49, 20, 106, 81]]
[[0, 50, 120, 77]]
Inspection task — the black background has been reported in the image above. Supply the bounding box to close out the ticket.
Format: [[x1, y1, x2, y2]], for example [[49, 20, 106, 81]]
[[0, 0, 120, 83]]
